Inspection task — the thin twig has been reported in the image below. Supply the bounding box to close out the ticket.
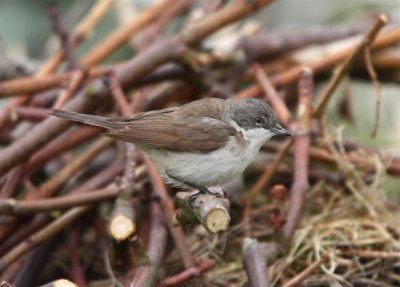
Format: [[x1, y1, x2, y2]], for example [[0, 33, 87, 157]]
[[0, 206, 90, 272], [11, 107, 50, 122], [0, 66, 110, 98], [81, 0, 176, 66], [0, 184, 120, 215], [0, 38, 185, 176], [364, 47, 382, 138], [235, 27, 399, 100], [53, 69, 88, 109], [26, 126, 101, 175], [69, 228, 88, 287], [157, 259, 215, 287], [282, 256, 327, 287], [38, 137, 113, 198], [0, 0, 113, 129], [283, 67, 313, 241], [0, 161, 123, 257], [242, 139, 291, 237], [47, 5, 78, 69], [313, 14, 387, 118], [145, 157, 198, 270], [128, 200, 168, 287], [253, 63, 292, 125]]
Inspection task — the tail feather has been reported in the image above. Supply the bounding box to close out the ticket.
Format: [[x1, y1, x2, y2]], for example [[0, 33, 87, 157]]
[[50, 110, 123, 130]]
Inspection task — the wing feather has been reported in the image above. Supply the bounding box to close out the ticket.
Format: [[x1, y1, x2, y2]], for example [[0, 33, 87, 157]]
[[104, 100, 236, 152]]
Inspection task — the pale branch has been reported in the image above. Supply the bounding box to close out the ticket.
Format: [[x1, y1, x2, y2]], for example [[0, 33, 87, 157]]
[[38, 279, 78, 287], [173, 188, 231, 234], [243, 238, 270, 287], [109, 190, 136, 241]]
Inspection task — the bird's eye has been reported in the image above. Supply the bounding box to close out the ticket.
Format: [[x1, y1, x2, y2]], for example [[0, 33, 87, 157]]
[[255, 117, 264, 125]]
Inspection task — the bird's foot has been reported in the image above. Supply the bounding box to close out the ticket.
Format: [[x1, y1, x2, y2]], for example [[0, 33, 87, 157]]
[[165, 171, 223, 209], [188, 186, 223, 209]]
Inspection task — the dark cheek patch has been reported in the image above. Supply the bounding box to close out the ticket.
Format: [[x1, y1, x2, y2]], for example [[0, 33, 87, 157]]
[[238, 118, 252, 129]]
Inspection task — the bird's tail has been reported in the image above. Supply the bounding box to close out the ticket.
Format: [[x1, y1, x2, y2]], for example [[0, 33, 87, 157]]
[[50, 110, 123, 130]]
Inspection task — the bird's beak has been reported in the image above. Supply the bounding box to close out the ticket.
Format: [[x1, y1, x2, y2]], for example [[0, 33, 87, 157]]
[[271, 125, 292, 136]]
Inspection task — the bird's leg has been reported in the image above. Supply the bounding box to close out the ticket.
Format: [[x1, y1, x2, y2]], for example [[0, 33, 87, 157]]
[[166, 171, 221, 209]]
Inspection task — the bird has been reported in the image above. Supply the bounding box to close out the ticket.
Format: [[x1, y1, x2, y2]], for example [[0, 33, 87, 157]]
[[51, 97, 290, 202]]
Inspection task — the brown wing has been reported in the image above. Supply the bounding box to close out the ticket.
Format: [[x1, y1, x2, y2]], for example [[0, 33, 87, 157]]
[[104, 102, 236, 153]]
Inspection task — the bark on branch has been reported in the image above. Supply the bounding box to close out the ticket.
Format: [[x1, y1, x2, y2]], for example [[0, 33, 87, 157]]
[[173, 188, 231, 234]]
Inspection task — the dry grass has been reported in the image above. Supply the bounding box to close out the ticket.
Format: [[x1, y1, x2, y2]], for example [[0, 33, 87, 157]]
[[163, 125, 400, 286]]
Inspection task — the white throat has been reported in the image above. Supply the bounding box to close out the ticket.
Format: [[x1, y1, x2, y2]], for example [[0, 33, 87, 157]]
[[230, 121, 274, 149]]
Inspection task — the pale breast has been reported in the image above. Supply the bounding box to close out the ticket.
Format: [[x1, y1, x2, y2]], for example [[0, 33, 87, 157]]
[[141, 135, 256, 188]]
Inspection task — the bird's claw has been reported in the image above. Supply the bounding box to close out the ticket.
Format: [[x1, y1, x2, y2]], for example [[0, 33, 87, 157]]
[[188, 187, 223, 209]]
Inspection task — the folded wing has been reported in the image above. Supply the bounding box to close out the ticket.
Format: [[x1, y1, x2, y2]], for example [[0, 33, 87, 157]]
[[105, 109, 236, 153]]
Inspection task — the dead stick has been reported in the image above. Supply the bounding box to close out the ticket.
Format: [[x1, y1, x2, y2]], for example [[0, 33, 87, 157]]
[[0, 161, 123, 256], [282, 67, 313, 240], [127, 200, 168, 287], [11, 107, 50, 122], [133, 0, 193, 51], [0, 0, 114, 128], [242, 139, 291, 238], [0, 0, 274, 176], [263, 140, 400, 176], [313, 14, 387, 118], [339, 249, 400, 259], [157, 259, 215, 287], [180, 0, 273, 45], [26, 126, 101, 174], [282, 256, 327, 287], [235, 27, 399, 100], [0, 66, 109, 98], [173, 188, 231, 234], [81, 0, 175, 66], [39, 137, 113, 198], [47, 5, 78, 69], [0, 206, 91, 272], [145, 157, 198, 270], [243, 238, 269, 287], [53, 69, 88, 109], [37, 279, 78, 287], [107, 72, 138, 241], [246, 139, 292, 201], [364, 47, 382, 138], [240, 22, 373, 61], [253, 63, 292, 126], [0, 62, 187, 99], [0, 184, 120, 215], [44, 0, 115, 73], [0, 38, 185, 177], [69, 228, 88, 287]]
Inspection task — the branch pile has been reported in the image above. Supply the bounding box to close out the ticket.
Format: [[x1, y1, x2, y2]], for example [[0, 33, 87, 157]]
[[0, 1, 399, 286]]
